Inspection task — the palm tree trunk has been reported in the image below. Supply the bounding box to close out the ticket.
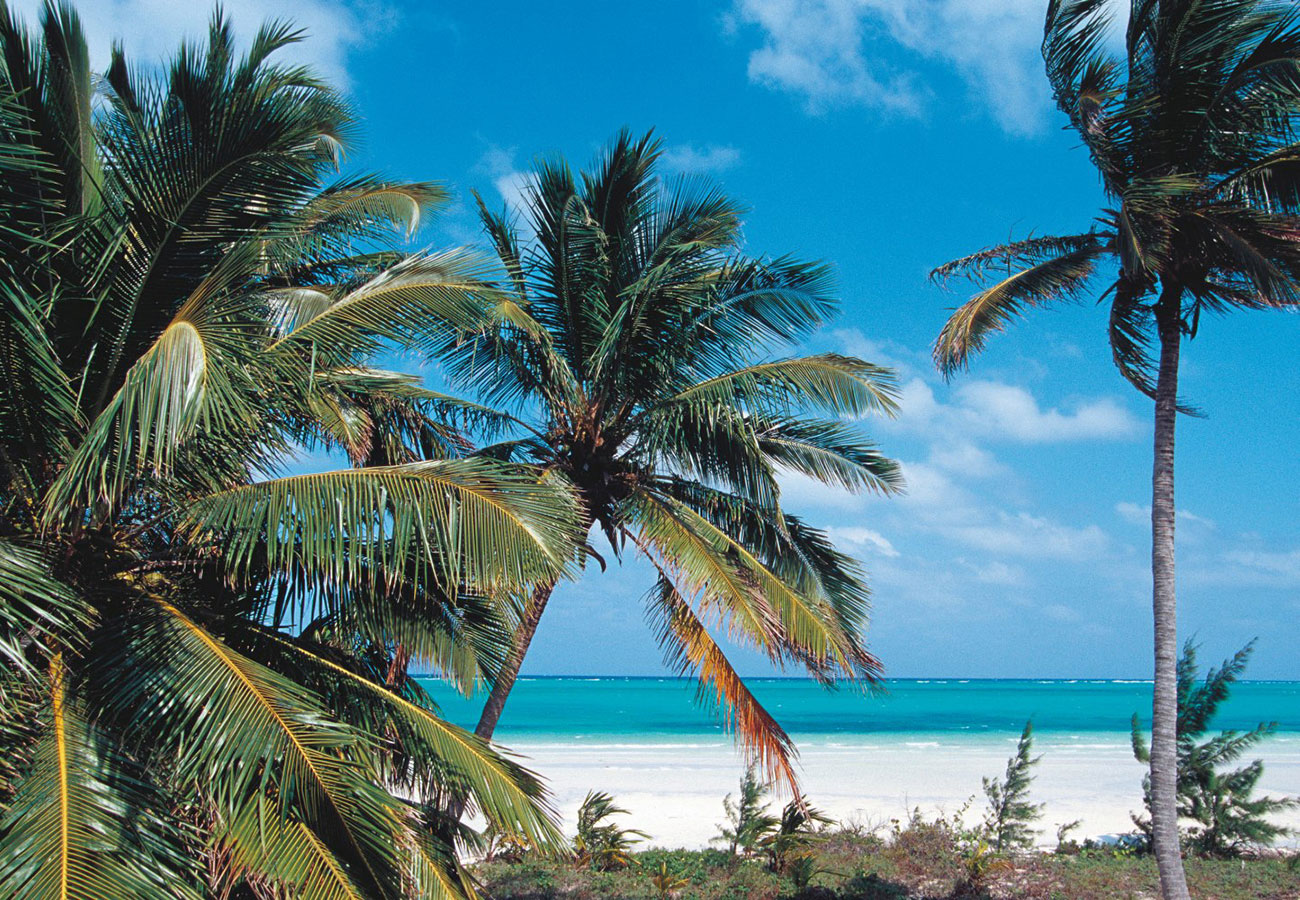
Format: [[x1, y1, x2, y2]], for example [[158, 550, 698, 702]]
[[1150, 287, 1190, 900], [474, 580, 556, 740]]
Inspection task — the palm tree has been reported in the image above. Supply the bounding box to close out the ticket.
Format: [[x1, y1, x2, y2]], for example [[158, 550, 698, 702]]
[[439, 131, 904, 788], [929, 2, 1300, 896], [0, 4, 581, 897]]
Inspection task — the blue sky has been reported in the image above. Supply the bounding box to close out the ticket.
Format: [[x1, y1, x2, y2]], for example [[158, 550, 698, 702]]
[[55, 0, 1300, 678]]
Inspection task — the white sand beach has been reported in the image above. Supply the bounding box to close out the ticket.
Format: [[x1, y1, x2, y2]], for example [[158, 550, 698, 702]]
[[507, 734, 1300, 849]]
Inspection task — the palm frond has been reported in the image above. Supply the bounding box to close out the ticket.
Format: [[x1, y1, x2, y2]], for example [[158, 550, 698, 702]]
[[180, 458, 580, 598], [641, 572, 798, 792], [933, 236, 1106, 375], [653, 354, 899, 419], [0, 542, 87, 682], [0, 656, 199, 900], [262, 634, 564, 851]]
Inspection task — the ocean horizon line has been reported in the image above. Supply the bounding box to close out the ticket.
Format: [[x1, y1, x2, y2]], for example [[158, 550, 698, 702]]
[[413, 674, 1300, 685]]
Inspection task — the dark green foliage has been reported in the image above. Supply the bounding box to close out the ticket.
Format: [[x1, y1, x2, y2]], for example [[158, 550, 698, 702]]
[[715, 765, 780, 857], [933, 0, 1300, 388], [1132, 641, 1299, 856], [574, 791, 650, 871], [0, 3, 580, 897], [765, 796, 834, 873], [982, 721, 1044, 852]]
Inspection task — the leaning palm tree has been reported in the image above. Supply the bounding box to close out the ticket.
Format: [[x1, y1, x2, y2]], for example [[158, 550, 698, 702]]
[[438, 131, 903, 789], [0, 4, 580, 898], [930, 2, 1300, 896]]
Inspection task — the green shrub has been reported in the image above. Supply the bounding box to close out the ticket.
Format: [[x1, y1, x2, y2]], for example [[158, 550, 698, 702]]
[[982, 720, 1045, 851], [574, 790, 650, 871], [714, 765, 780, 857], [1132, 641, 1300, 857]]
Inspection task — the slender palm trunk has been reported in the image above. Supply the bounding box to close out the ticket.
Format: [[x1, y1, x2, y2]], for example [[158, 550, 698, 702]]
[[1150, 286, 1190, 900], [474, 580, 556, 740]]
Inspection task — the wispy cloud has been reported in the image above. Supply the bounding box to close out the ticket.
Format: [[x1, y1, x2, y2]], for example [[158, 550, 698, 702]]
[[7, 0, 395, 90], [727, 0, 1093, 136], [829, 525, 900, 557], [474, 145, 532, 214], [1220, 548, 1300, 584], [660, 143, 743, 174], [889, 377, 1142, 444], [727, 0, 929, 117], [1115, 501, 1216, 529]]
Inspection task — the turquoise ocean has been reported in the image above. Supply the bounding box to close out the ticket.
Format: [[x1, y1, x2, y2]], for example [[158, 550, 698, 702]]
[[420, 676, 1300, 744], [417, 677, 1300, 845]]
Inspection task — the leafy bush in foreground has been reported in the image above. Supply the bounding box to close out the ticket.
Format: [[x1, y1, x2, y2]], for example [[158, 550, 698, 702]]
[[1132, 641, 1299, 857]]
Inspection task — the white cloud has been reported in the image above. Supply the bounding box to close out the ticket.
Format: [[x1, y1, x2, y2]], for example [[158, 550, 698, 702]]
[[660, 143, 742, 174], [967, 560, 1027, 586], [730, 0, 928, 117], [926, 440, 1006, 479], [891, 461, 1110, 562], [1115, 502, 1216, 529], [946, 510, 1109, 562], [729, 0, 1127, 135], [955, 381, 1140, 442], [1221, 549, 1300, 583], [7, 0, 393, 90], [474, 146, 532, 214], [829, 525, 900, 557], [888, 377, 1141, 445], [1042, 603, 1082, 623], [778, 468, 871, 512]]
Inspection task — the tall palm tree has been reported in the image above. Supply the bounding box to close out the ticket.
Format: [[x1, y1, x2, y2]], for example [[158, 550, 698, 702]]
[[439, 131, 904, 789], [0, 4, 581, 898], [930, 2, 1300, 896]]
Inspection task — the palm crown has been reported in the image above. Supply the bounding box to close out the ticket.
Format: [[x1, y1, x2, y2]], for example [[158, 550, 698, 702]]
[[442, 131, 904, 788], [0, 5, 582, 898], [933, 0, 1300, 378]]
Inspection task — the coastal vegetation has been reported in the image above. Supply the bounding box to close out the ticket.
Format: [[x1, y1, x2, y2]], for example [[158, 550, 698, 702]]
[[982, 723, 1044, 853], [574, 792, 649, 872], [929, 1, 1300, 896], [1132, 641, 1299, 857], [713, 766, 831, 871], [475, 827, 1300, 900]]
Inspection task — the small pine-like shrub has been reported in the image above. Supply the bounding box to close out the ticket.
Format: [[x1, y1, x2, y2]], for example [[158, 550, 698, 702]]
[[982, 720, 1045, 851]]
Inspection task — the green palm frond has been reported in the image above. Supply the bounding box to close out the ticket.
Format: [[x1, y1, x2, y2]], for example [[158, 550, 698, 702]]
[[263, 635, 564, 851], [0, 543, 87, 681], [758, 416, 904, 496], [0, 656, 199, 900], [630, 490, 865, 683], [933, 235, 1107, 375], [269, 250, 505, 357], [180, 458, 579, 598], [232, 805, 370, 900], [108, 601, 406, 897], [651, 354, 899, 419], [1, 6, 579, 896], [44, 244, 267, 521]]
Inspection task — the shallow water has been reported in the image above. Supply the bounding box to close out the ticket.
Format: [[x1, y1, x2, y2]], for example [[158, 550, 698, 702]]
[[418, 678, 1300, 848]]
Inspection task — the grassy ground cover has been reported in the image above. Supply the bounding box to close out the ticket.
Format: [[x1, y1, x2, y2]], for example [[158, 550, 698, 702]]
[[474, 828, 1300, 900]]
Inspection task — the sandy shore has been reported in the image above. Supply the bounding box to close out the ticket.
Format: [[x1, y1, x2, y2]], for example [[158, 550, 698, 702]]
[[503, 733, 1300, 849]]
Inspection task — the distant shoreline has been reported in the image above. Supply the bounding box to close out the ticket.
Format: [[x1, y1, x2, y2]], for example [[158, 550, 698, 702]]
[[494, 675, 1300, 683]]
